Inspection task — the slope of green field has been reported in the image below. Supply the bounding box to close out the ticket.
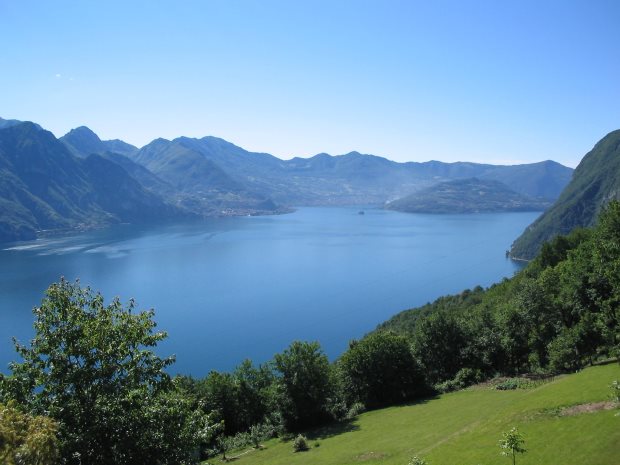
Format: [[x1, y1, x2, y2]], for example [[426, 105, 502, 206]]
[[215, 364, 619, 465]]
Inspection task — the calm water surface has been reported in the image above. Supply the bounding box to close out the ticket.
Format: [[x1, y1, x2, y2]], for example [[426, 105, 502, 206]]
[[0, 207, 538, 375]]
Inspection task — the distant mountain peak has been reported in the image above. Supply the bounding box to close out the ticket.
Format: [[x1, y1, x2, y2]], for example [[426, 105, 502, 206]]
[[0, 118, 44, 131], [64, 126, 102, 142], [60, 126, 137, 158]]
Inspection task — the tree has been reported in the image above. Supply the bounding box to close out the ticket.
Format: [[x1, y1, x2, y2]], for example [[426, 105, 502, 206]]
[[499, 427, 526, 465], [412, 310, 469, 383], [233, 360, 276, 432], [339, 332, 426, 409], [273, 341, 332, 431], [2, 279, 206, 465], [202, 371, 241, 435], [0, 401, 59, 465]]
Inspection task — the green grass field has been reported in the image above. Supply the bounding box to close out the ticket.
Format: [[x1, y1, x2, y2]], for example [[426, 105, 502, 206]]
[[213, 363, 619, 465]]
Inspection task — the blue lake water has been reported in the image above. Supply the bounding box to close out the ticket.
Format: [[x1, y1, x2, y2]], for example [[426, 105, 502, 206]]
[[0, 207, 539, 376]]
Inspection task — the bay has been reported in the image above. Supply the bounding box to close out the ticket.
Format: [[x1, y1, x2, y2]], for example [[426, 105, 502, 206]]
[[0, 207, 538, 376]]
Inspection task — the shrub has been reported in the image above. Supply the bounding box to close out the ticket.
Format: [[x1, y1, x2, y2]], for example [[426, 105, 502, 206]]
[[408, 456, 427, 465], [435, 367, 484, 393], [293, 434, 309, 452], [328, 399, 349, 421], [248, 423, 276, 448], [454, 367, 484, 386], [495, 379, 520, 390], [346, 402, 366, 419]]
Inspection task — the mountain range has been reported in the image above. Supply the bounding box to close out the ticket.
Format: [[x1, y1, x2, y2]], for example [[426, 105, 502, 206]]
[[0, 122, 181, 242], [0, 117, 575, 243], [129, 136, 572, 207]]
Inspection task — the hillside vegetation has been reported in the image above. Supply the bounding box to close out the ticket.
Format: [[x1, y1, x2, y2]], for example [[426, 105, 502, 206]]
[[511, 129, 620, 259], [222, 363, 619, 465], [379, 201, 620, 385]]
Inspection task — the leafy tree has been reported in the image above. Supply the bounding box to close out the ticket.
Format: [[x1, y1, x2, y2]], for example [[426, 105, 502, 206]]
[[339, 332, 426, 408], [233, 359, 276, 431], [590, 201, 620, 356], [499, 427, 526, 465], [201, 371, 241, 435], [0, 401, 59, 465], [273, 341, 332, 431], [2, 279, 206, 465], [412, 310, 469, 383], [461, 306, 505, 374]]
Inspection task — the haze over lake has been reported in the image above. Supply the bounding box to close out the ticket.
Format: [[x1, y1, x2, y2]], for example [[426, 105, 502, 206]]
[[0, 207, 538, 376]]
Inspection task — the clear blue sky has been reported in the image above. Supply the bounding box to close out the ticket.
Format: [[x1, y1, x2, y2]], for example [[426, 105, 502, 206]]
[[1, 0, 618, 167]]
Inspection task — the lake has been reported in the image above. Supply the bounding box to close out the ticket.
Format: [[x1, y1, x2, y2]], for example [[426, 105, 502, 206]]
[[0, 207, 539, 376]]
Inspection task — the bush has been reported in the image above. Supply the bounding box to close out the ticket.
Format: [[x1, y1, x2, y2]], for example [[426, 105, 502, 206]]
[[328, 399, 349, 421], [293, 434, 309, 452], [435, 367, 484, 393], [454, 367, 484, 386], [346, 402, 366, 419], [248, 423, 276, 448], [493, 378, 537, 390], [408, 456, 427, 465], [494, 379, 519, 390]]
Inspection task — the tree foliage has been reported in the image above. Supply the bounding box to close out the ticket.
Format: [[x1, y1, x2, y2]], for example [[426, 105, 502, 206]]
[[499, 427, 526, 465], [0, 401, 59, 465], [2, 279, 207, 465], [339, 332, 426, 408], [273, 341, 332, 431], [380, 200, 620, 384]]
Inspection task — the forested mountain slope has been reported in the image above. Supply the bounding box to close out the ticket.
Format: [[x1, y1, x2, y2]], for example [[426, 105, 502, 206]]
[[0, 123, 181, 242], [511, 129, 620, 259]]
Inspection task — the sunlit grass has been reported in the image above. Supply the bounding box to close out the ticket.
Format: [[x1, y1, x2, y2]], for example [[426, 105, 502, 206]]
[[211, 363, 619, 465]]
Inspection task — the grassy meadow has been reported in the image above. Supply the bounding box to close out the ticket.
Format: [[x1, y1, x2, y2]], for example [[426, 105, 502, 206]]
[[213, 363, 619, 465]]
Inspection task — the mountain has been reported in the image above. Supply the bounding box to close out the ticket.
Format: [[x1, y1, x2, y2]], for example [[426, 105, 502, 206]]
[[0, 123, 182, 242], [475, 160, 572, 200], [130, 137, 573, 207], [98, 152, 176, 197], [510, 129, 620, 259], [386, 178, 551, 213], [0, 117, 43, 131], [60, 126, 138, 157], [0, 118, 576, 243], [132, 138, 281, 214]]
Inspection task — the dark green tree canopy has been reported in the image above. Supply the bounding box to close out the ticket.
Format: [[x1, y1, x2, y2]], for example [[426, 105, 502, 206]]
[[339, 332, 426, 408], [273, 341, 332, 431]]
